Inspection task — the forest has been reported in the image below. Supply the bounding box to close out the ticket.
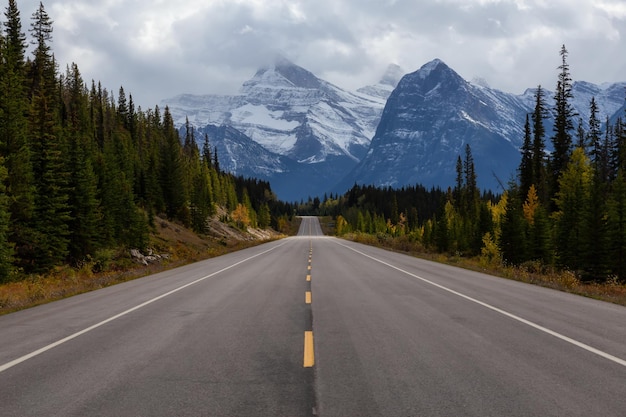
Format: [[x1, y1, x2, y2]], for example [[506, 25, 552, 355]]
[[323, 45, 626, 284], [0, 1, 294, 283], [2, 0, 625, 287]]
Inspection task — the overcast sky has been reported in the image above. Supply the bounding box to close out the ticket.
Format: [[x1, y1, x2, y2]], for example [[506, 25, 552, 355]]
[[12, 0, 626, 109]]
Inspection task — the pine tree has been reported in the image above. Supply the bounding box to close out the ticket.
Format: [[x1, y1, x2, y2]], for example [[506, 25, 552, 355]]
[[553, 148, 591, 273], [500, 183, 527, 265], [202, 133, 213, 169], [258, 203, 271, 229], [27, 3, 71, 271], [531, 85, 549, 206], [607, 171, 626, 281], [160, 106, 187, 221], [522, 185, 551, 264], [588, 97, 602, 164], [454, 155, 463, 206], [519, 114, 533, 199], [63, 63, 102, 261], [0, 157, 15, 282], [550, 45, 576, 201], [1, 0, 36, 269]]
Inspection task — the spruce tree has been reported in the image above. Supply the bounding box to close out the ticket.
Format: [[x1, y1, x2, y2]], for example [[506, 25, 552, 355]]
[[519, 114, 533, 199], [607, 171, 626, 281], [500, 183, 527, 265], [160, 106, 187, 222], [202, 133, 213, 169], [0, 157, 15, 282], [587, 97, 601, 164], [553, 148, 591, 273], [1, 0, 36, 269], [531, 85, 549, 206], [550, 45, 576, 201], [63, 64, 102, 261], [28, 3, 71, 271]]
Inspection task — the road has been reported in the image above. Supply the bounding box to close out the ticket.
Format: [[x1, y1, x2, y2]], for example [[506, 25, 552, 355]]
[[0, 216, 625, 416]]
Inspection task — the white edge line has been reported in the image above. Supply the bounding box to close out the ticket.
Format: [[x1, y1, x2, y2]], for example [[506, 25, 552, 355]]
[[334, 240, 626, 368], [0, 240, 288, 374]]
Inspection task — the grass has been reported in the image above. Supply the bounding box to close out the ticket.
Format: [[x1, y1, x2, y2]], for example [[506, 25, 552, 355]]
[[0, 216, 293, 316], [342, 232, 626, 307]]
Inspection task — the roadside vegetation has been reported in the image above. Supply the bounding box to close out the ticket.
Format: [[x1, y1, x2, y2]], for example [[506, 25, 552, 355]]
[[0, 2, 299, 290], [298, 46, 626, 306], [340, 232, 626, 306], [0, 215, 300, 315]]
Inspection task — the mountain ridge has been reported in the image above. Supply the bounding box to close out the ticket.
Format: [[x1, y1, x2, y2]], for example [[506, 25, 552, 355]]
[[163, 57, 626, 200]]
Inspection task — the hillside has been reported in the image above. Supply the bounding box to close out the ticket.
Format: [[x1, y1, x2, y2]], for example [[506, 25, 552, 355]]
[[0, 214, 290, 315]]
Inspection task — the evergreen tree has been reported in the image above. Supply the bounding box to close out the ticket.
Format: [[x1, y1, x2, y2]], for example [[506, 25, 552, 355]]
[[519, 114, 533, 199], [550, 45, 576, 201], [523, 185, 551, 264], [607, 171, 626, 281], [500, 183, 527, 265], [553, 148, 591, 273], [190, 163, 213, 233], [160, 106, 187, 222], [454, 155, 463, 205], [213, 145, 220, 173], [62, 63, 102, 261], [1, 0, 36, 269], [27, 3, 71, 271], [588, 97, 602, 165], [258, 203, 271, 229], [0, 157, 14, 282], [531, 85, 549, 205], [202, 133, 212, 169]]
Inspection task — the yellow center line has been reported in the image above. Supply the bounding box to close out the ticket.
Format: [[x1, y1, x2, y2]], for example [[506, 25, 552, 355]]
[[304, 331, 315, 367], [306, 274, 311, 282], [307, 265, 312, 271], [305, 291, 312, 304]]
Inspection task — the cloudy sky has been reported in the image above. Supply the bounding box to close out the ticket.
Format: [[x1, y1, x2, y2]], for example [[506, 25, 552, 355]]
[[13, 0, 626, 109]]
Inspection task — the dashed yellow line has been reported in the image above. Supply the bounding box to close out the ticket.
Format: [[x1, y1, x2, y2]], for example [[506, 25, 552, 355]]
[[307, 265, 312, 271], [304, 331, 315, 367], [305, 291, 312, 304], [306, 274, 311, 282]]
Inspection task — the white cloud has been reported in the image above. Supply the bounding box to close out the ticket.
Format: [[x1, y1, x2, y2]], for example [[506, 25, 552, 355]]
[[9, 0, 626, 108]]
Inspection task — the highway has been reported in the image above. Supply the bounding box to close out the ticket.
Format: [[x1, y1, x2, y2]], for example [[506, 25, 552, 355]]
[[0, 216, 625, 416]]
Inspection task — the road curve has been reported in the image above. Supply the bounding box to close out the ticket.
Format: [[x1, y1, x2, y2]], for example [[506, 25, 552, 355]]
[[0, 216, 625, 416]]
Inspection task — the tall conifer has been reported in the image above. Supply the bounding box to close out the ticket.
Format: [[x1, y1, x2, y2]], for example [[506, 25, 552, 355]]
[[550, 45, 576, 201]]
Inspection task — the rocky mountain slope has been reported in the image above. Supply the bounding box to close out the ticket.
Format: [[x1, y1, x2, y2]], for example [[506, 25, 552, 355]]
[[339, 59, 626, 193], [164, 57, 625, 199], [163, 56, 394, 200]]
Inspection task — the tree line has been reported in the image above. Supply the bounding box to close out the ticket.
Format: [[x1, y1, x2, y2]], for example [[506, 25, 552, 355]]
[[0, 1, 293, 282], [327, 45, 626, 283]]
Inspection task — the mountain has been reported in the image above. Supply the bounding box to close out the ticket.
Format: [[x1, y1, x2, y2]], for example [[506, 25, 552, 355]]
[[519, 81, 626, 132], [163, 56, 386, 200], [338, 59, 626, 194], [338, 59, 530, 192], [164, 57, 626, 200]]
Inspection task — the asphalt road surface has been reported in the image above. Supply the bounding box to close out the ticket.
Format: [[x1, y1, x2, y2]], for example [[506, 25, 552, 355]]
[[1, 216, 625, 416]]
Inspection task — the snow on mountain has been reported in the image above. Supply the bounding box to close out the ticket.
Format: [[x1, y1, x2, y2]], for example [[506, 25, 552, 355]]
[[163, 56, 388, 200], [338, 59, 531, 192], [163, 56, 626, 199], [520, 81, 626, 132], [340, 59, 626, 194], [164, 56, 383, 164]]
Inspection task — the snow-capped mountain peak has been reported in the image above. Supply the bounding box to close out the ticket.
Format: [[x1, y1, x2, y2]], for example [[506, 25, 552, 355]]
[[162, 56, 386, 200]]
